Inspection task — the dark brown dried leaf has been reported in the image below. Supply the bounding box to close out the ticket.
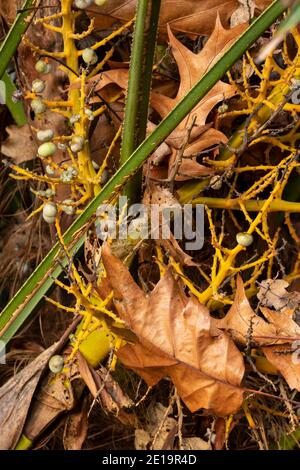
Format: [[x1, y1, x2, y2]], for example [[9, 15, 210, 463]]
[[0, 342, 58, 450], [102, 244, 245, 416]]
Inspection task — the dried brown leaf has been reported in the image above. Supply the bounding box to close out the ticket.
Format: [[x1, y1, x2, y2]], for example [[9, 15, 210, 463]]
[[143, 185, 196, 266], [262, 345, 300, 391], [174, 158, 215, 180], [230, 0, 255, 27], [257, 279, 300, 313], [102, 245, 245, 416], [0, 0, 17, 24], [88, 19, 241, 154], [78, 353, 135, 426], [178, 128, 228, 157], [215, 277, 300, 391], [215, 276, 300, 346], [0, 342, 58, 450], [151, 19, 247, 131], [78, 352, 98, 398], [22, 359, 81, 443], [2, 125, 37, 164], [93, 0, 240, 38], [260, 306, 300, 339], [63, 397, 89, 451]]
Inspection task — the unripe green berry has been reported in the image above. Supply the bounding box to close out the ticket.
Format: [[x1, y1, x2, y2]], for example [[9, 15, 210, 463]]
[[37, 129, 54, 142], [35, 60, 51, 74], [45, 188, 55, 198], [74, 0, 92, 8], [94, 0, 107, 5], [35, 60, 47, 73], [32, 79, 45, 94], [31, 98, 47, 114], [38, 142, 57, 158], [82, 48, 98, 65], [236, 232, 253, 247], [49, 355, 64, 374]]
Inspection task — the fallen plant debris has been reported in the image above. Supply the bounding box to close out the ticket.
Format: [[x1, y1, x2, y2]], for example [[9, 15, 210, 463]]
[[0, 0, 300, 452]]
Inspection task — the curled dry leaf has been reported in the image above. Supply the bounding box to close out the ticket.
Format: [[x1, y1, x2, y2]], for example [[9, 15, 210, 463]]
[[151, 16, 245, 157], [92, 0, 241, 38], [155, 123, 213, 151], [148, 122, 218, 180], [0, 342, 58, 450], [230, 0, 255, 27], [77, 352, 98, 398], [21, 359, 83, 444], [257, 279, 300, 313], [63, 397, 89, 451], [78, 353, 135, 426], [172, 157, 215, 181], [2, 125, 37, 164], [150, 19, 247, 151], [102, 244, 245, 416], [215, 275, 300, 346], [260, 306, 300, 340], [262, 345, 300, 391], [215, 276, 300, 392]]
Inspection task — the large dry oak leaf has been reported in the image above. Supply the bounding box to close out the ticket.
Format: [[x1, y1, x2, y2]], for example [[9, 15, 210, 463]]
[[102, 244, 245, 415], [151, 19, 247, 131], [92, 0, 242, 37]]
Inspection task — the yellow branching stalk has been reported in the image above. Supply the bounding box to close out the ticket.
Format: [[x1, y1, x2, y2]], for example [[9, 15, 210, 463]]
[[6, 0, 137, 367], [12, 0, 131, 213]]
